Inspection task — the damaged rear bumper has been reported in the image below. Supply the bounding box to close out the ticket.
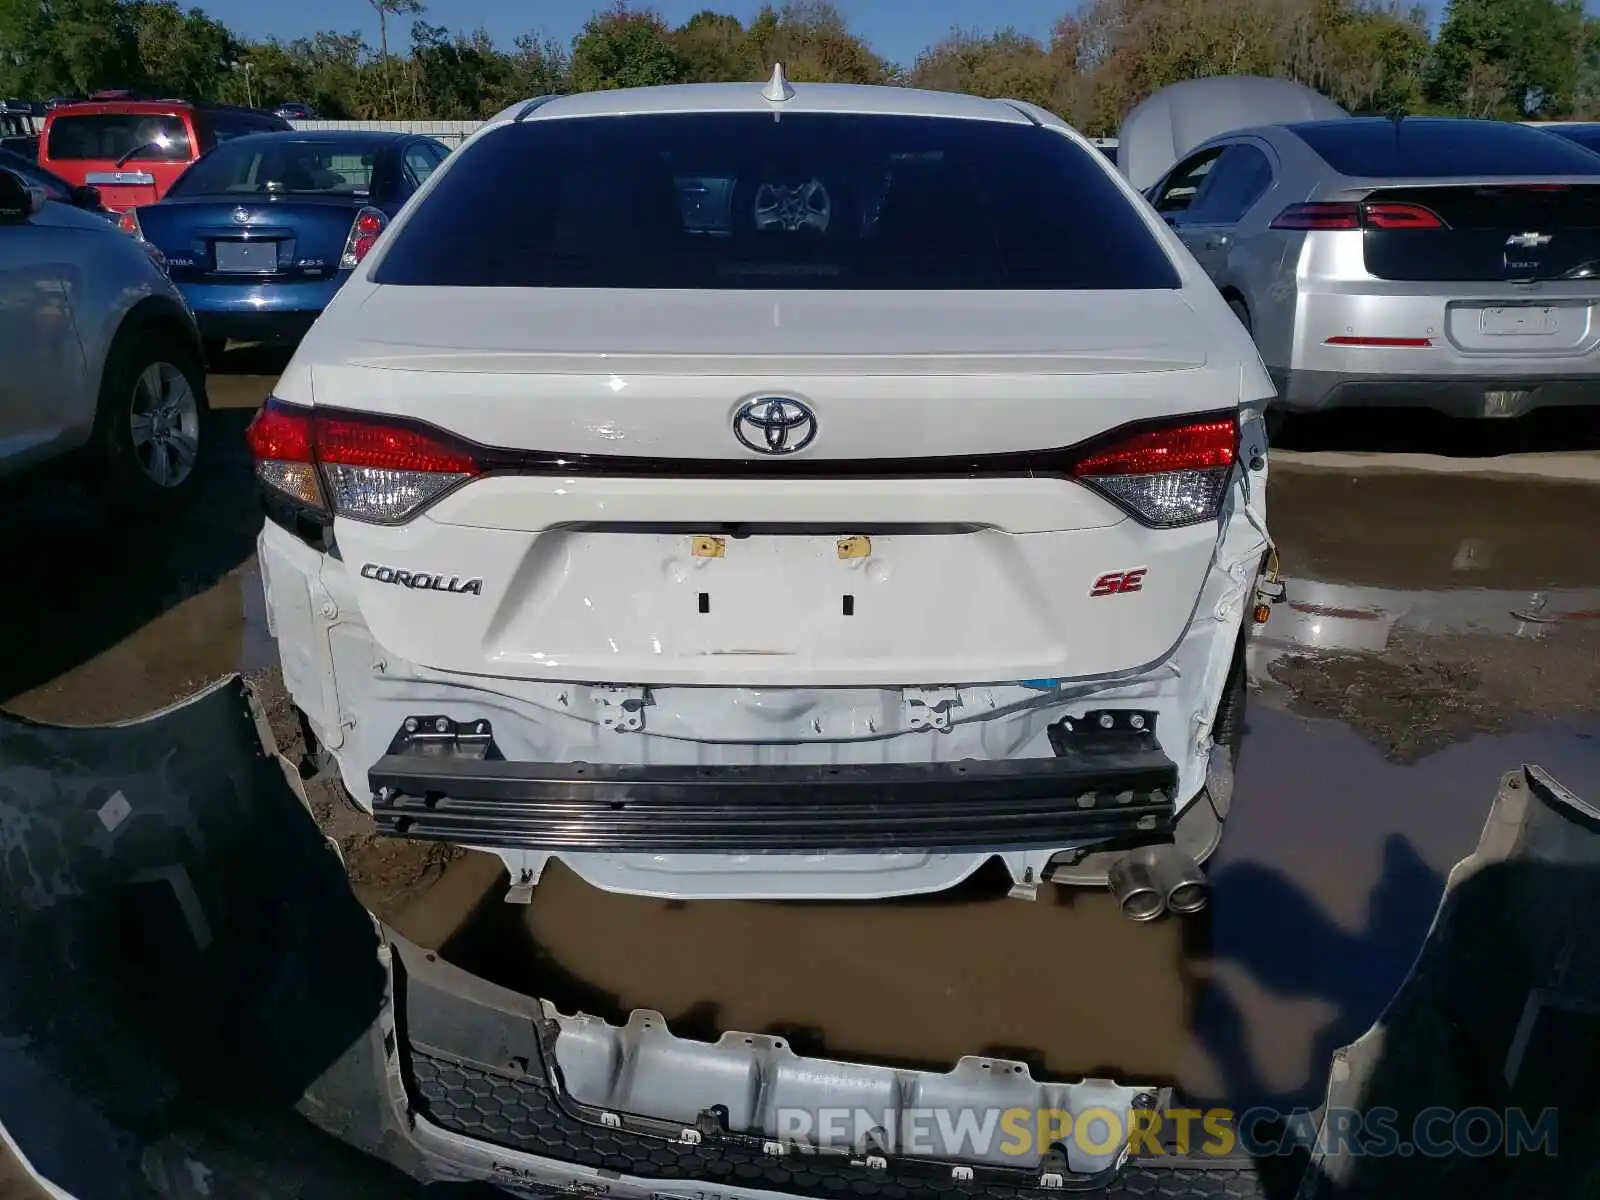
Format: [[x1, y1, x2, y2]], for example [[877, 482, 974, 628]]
[[368, 711, 1178, 853], [0, 676, 1267, 1199]]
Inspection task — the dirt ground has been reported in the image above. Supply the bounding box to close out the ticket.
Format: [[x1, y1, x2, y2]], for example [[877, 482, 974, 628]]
[[1267, 626, 1600, 763]]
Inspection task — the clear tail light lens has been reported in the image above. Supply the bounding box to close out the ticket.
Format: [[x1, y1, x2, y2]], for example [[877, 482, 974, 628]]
[[340, 206, 388, 269], [246, 398, 481, 524], [1068, 416, 1239, 528]]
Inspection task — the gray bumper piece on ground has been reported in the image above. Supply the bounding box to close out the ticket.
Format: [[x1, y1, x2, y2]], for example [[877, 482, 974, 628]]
[[1298, 763, 1600, 1199], [2, 676, 1586, 1200]]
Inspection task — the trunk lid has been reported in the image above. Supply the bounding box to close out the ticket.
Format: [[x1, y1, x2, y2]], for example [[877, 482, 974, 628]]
[[300, 285, 1252, 687], [1350, 179, 1600, 283], [138, 195, 362, 283]]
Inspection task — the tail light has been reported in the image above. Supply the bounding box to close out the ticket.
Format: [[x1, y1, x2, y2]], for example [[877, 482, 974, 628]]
[[1361, 202, 1444, 230], [117, 208, 141, 237], [1068, 416, 1238, 528], [340, 206, 387, 269], [246, 398, 481, 524], [1271, 201, 1446, 231]]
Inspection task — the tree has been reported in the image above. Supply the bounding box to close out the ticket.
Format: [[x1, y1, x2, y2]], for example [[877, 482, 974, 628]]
[[569, 4, 686, 91], [910, 28, 1061, 107], [744, 2, 891, 82], [365, 0, 423, 115], [1430, 0, 1587, 116], [14, 0, 140, 95], [671, 10, 755, 81], [128, 0, 237, 100]]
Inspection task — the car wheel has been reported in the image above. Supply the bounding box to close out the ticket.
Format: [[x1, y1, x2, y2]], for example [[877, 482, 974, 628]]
[[92, 329, 209, 512]]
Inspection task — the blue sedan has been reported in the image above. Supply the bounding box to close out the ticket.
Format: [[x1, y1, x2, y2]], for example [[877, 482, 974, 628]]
[[121, 130, 450, 360]]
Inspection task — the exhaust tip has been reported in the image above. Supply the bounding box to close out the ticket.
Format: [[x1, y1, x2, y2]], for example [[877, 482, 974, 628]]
[[1108, 854, 1166, 923], [1166, 880, 1209, 915], [1151, 846, 1209, 915]]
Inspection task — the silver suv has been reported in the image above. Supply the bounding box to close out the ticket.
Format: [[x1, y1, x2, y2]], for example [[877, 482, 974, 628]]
[[0, 167, 208, 508]]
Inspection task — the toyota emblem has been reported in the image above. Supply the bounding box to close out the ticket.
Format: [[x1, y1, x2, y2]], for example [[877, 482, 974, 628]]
[[733, 396, 818, 455], [232, 207, 251, 225]]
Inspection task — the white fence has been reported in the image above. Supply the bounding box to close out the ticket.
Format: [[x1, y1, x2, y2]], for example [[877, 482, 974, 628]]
[[290, 117, 1118, 153]]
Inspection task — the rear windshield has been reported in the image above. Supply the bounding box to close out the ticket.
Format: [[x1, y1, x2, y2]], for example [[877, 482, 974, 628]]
[[46, 112, 192, 162], [1289, 118, 1600, 178], [1545, 126, 1600, 155], [371, 113, 1179, 290], [171, 138, 381, 196]]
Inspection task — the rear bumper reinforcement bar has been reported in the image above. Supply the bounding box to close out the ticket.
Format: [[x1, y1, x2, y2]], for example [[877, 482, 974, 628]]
[[368, 711, 1179, 853]]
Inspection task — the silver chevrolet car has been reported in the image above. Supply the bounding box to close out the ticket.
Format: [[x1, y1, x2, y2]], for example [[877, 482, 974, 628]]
[[1147, 115, 1600, 426]]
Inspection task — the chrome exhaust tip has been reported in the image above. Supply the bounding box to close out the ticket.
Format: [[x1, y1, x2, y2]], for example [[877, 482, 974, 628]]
[[1107, 851, 1166, 922], [1152, 845, 1210, 916]]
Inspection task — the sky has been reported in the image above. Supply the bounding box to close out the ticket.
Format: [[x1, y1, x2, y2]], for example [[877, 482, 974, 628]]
[[203, 0, 1082, 68]]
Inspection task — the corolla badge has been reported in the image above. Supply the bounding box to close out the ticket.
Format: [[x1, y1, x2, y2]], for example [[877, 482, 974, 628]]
[[733, 396, 818, 455]]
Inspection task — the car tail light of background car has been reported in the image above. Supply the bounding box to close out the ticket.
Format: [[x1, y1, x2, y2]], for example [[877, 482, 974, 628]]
[[340, 206, 388, 269], [1067, 417, 1238, 528], [250, 400, 1240, 531], [112, 205, 169, 273], [1269, 201, 1446, 230], [247, 399, 480, 524]]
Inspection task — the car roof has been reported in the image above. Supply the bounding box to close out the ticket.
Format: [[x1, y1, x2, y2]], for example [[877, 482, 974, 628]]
[[46, 99, 196, 117], [1284, 115, 1506, 135], [516, 81, 1035, 126], [44, 100, 283, 119], [204, 130, 415, 148]]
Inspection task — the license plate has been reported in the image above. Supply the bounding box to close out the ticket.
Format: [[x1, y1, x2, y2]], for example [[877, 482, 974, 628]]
[[214, 240, 278, 274], [1481, 306, 1560, 336]]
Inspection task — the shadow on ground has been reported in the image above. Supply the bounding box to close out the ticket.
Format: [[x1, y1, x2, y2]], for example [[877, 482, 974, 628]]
[[1273, 405, 1599, 455], [0, 406, 263, 712]]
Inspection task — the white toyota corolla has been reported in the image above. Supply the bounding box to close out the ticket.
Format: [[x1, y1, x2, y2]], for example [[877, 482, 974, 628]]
[[249, 73, 1277, 913]]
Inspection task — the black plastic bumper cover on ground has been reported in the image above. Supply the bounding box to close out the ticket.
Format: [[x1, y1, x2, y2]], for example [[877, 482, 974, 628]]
[[369, 722, 1179, 853]]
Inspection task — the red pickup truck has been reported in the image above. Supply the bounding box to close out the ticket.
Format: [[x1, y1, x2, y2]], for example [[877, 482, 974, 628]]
[[38, 98, 292, 211]]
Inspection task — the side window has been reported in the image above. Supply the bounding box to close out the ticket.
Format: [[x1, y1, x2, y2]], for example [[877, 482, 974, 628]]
[[1152, 148, 1225, 218], [427, 142, 449, 167], [403, 143, 440, 188], [1187, 144, 1274, 225]]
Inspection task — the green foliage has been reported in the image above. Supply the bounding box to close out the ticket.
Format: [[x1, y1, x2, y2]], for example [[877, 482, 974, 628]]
[[1, 0, 1592, 129], [569, 5, 685, 92], [1430, 0, 1587, 116]]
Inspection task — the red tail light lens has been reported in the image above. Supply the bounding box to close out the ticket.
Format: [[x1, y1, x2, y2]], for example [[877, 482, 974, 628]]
[[340, 206, 388, 270], [247, 398, 481, 523], [1271, 202, 1358, 230], [1361, 202, 1444, 230], [1069, 417, 1239, 528], [117, 208, 141, 237], [1271, 201, 1446, 231]]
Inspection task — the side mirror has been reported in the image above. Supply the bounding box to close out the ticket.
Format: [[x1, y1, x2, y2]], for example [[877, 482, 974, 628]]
[[73, 183, 101, 209], [0, 168, 44, 225]]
